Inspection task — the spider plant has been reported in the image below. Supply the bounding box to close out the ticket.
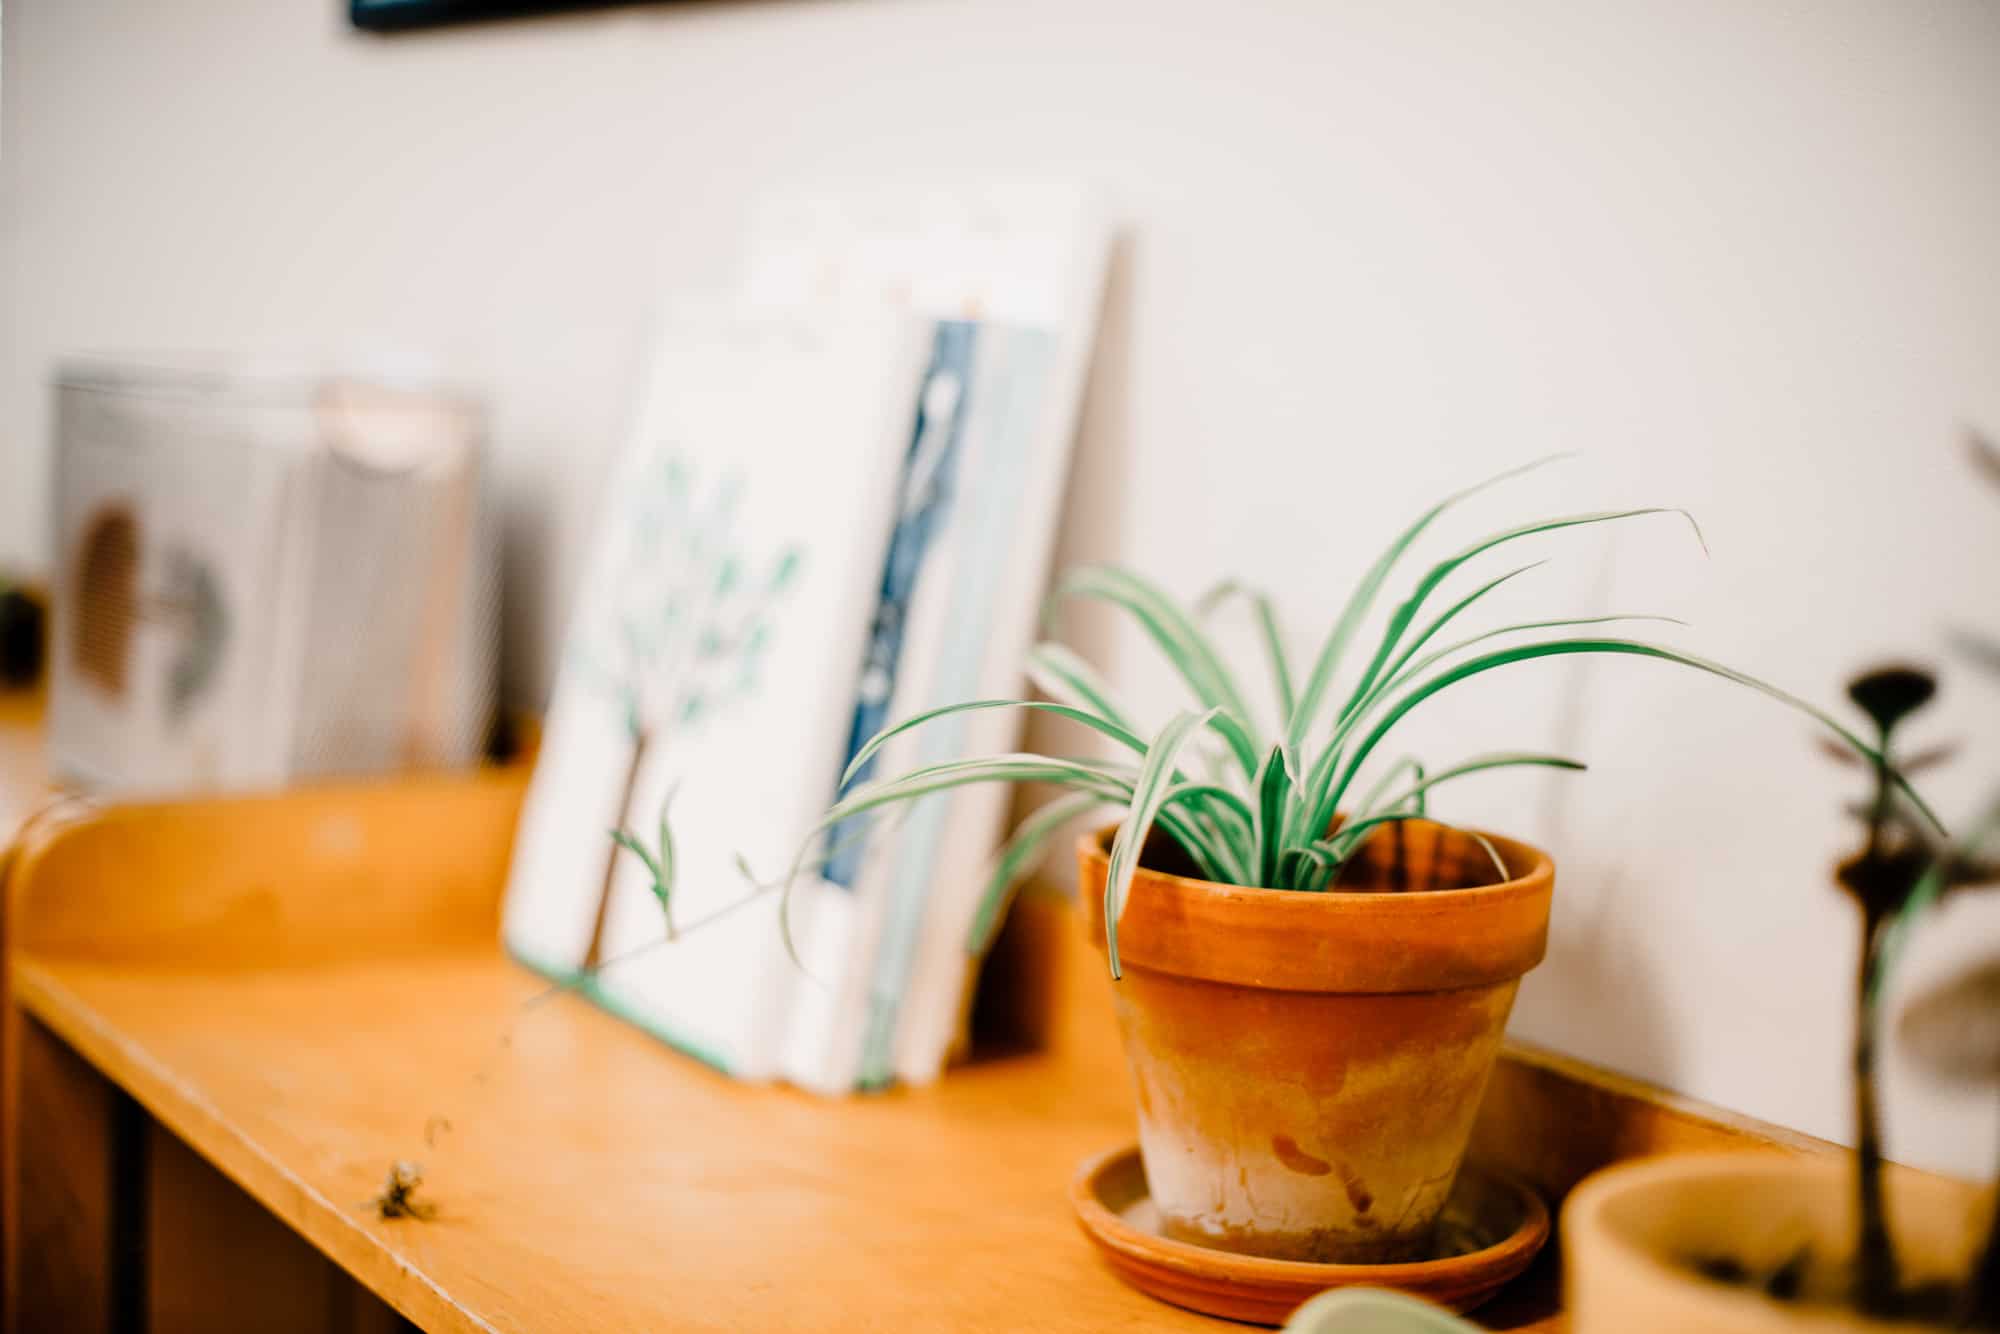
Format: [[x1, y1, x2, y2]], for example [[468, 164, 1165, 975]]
[[787, 457, 1934, 980]]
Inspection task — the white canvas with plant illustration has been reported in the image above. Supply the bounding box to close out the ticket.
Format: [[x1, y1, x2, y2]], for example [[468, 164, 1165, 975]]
[[501, 308, 929, 1077], [509, 185, 1109, 1091]]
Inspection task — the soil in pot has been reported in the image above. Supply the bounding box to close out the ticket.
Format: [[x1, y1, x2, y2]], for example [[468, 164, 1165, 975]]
[[1079, 819, 1554, 1265]]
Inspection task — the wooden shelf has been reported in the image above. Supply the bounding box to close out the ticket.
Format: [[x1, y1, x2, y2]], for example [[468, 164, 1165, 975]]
[[0, 713, 1835, 1333]]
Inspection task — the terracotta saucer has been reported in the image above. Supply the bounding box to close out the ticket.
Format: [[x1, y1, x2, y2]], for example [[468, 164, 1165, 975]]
[[1070, 1146, 1550, 1326]]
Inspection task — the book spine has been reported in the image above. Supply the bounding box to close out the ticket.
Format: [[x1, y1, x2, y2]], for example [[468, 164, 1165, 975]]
[[859, 327, 1055, 1088]]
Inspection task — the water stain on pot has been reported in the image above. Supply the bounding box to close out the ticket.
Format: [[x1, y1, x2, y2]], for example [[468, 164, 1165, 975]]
[[1270, 1134, 1332, 1177], [1334, 1160, 1376, 1215], [1268, 1135, 1378, 1214]]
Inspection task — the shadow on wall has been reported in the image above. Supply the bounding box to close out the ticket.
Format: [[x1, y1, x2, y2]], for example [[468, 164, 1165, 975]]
[[1510, 501, 1680, 1089], [1007, 231, 1138, 878], [1035, 228, 1138, 675], [1511, 857, 1680, 1090]]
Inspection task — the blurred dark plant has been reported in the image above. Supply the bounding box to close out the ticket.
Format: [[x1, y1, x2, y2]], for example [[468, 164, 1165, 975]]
[[1874, 428, 2000, 1328], [1825, 663, 1946, 1314], [1953, 431, 2000, 679], [1900, 957, 2000, 1328], [1816, 428, 2000, 1324]]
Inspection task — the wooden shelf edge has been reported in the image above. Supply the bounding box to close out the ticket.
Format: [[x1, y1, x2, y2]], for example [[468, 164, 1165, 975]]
[[1477, 1036, 1839, 1205], [0, 766, 1907, 1334], [10, 938, 1848, 1334], [13, 958, 486, 1334], [5, 768, 527, 967]]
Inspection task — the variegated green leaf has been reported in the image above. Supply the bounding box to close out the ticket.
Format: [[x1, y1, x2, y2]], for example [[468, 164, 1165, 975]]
[[1052, 567, 1257, 768], [610, 823, 676, 939], [1027, 642, 1138, 733], [1200, 579, 1297, 722], [1287, 453, 1571, 750], [1302, 614, 1685, 833], [1104, 709, 1218, 979], [1254, 745, 1293, 886], [965, 792, 1107, 956], [1374, 752, 1586, 816], [1314, 638, 1932, 840], [1334, 509, 1704, 724], [840, 699, 1147, 789]]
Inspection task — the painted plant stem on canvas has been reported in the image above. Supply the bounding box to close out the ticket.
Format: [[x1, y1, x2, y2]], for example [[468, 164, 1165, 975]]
[[571, 450, 804, 950]]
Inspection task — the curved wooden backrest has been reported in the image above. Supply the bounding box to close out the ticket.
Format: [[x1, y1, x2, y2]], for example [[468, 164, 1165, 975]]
[[4, 769, 527, 970]]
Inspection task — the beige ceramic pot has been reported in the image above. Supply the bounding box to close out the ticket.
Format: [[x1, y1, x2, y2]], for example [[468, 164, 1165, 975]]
[[1564, 1153, 1991, 1333], [1078, 819, 1554, 1264]]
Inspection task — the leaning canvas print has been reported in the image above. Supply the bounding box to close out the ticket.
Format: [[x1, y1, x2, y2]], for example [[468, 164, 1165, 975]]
[[507, 185, 1109, 1090], [501, 307, 928, 1076]]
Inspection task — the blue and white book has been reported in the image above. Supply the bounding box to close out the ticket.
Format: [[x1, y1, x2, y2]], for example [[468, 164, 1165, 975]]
[[749, 183, 1111, 1093], [776, 322, 984, 1094], [879, 322, 1077, 1089], [779, 321, 1053, 1095]]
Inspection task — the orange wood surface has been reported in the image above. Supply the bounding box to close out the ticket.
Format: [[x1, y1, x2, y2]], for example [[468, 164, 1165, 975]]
[[0, 695, 1839, 1333], [1470, 1039, 1834, 1206], [148, 1120, 414, 1334], [13, 1014, 124, 1334], [0, 683, 54, 1329]]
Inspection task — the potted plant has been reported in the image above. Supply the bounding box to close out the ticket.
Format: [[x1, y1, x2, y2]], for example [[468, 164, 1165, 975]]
[[1562, 434, 2000, 1331], [1563, 668, 1995, 1332], [773, 458, 1910, 1266]]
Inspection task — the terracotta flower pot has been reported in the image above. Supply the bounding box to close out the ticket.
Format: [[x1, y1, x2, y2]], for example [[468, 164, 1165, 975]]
[[1563, 1153, 1991, 1333], [1078, 819, 1554, 1264]]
